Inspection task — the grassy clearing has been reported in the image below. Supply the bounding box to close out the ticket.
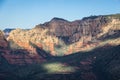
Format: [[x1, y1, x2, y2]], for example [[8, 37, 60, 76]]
[[42, 62, 76, 74]]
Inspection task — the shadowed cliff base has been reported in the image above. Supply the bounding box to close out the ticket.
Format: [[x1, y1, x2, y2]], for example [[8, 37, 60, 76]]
[[0, 45, 120, 80]]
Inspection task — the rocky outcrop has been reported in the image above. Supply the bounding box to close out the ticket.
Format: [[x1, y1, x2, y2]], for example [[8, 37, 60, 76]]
[[35, 16, 109, 44], [0, 30, 47, 65], [7, 14, 120, 56], [1, 49, 46, 65], [0, 30, 8, 49], [7, 28, 59, 55], [3, 28, 15, 38]]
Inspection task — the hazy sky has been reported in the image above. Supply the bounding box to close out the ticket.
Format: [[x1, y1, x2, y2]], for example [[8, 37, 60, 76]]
[[0, 0, 120, 30]]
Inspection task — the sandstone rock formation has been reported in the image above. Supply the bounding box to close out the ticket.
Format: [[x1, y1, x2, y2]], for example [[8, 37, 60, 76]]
[[7, 28, 59, 56], [0, 14, 120, 80], [0, 30, 46, 65], [7, 14, 120, 56], [0, 30, 8, 49], [35, 16, 109, 44]]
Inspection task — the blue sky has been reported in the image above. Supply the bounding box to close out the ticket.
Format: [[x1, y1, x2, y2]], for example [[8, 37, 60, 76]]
[[0, 0, 120, 30]]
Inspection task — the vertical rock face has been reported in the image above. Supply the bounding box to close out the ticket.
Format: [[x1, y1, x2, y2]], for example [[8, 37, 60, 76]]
[[7, 28, 59, 55], [7, 14, 120, 56], [0, 30, 46, 65], [0, 30, 9, 64], [0, 30, 8, 49], [35, 16, 109, 44]]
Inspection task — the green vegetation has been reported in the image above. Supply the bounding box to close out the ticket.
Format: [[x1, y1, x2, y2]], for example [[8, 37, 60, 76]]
[[42, 62, 75, 74], [8, 39, 23, 50], [106, 14, 120, 19], [54, 41, 68, 56]]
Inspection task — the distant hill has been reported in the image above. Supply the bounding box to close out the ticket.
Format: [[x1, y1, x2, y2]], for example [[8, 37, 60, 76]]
[[3, 28, 15, 38]]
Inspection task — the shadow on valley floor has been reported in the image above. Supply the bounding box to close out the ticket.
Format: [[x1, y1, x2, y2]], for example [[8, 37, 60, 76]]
[[0, 44, 120, 80], [50, 44, 120, 80]]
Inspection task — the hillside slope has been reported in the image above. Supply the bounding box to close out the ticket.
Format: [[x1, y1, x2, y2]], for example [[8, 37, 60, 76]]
[[7, 14, 120, 55], [0, 14, 120, 80]]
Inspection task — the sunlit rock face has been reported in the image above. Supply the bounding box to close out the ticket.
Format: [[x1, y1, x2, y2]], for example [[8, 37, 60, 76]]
[[7, 28, 59, 56], [35, 15, 120, 45], [7, 14, 120, 56], [35, 16, 109, 44], [0, 30, 46, 65]]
